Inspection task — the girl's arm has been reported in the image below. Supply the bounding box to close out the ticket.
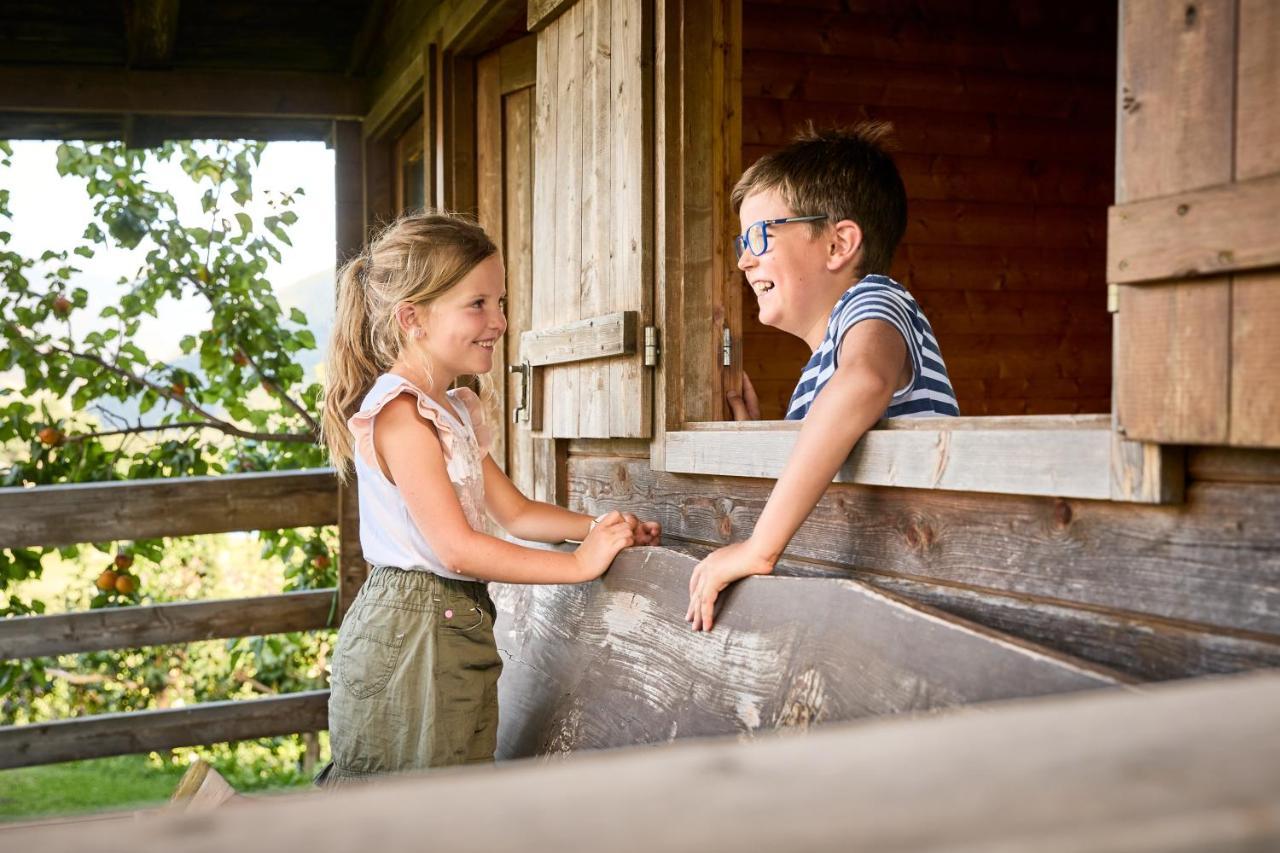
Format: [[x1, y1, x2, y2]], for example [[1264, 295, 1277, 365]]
[[374, 395, 632, 584], [481, 454, 592, 542]]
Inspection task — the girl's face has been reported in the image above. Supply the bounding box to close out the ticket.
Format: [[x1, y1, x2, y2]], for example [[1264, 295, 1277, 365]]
[[413, 254, 507, 383]]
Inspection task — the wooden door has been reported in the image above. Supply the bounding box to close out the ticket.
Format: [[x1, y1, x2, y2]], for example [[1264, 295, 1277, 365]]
[[523, 0, 654, 440]]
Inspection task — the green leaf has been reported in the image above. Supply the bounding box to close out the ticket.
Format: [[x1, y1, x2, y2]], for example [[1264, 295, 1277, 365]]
[[288, 307, 307, 325]]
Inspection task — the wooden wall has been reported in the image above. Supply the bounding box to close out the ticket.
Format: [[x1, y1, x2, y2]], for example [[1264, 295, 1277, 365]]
[[565, 443, 1280, 682], [738, 0, 1116, 418]]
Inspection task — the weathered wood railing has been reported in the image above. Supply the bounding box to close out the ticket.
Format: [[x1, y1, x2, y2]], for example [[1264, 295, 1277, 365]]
[[0, 469, 344, 770]]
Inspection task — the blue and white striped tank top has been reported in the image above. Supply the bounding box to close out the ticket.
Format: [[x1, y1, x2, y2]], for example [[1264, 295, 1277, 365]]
[[786, 275, 960, 420]]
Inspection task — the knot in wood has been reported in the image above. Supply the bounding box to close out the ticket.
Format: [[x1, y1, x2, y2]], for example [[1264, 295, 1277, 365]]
[[1053, 499, 1073, 528]]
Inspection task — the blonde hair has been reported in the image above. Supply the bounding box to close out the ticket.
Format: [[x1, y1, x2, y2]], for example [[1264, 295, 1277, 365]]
[[321, 211, 498, 480]]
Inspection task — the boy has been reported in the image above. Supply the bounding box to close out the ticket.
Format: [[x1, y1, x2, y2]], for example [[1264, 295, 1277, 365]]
[[686, 122, 959, 631]]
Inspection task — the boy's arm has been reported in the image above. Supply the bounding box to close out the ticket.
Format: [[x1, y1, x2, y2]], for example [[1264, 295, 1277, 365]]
[[687, 319, 907, 630], [482, 455, 661, 545]]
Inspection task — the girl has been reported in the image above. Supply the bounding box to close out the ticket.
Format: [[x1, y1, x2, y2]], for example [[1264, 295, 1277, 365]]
[[316, 212, 659, 784]]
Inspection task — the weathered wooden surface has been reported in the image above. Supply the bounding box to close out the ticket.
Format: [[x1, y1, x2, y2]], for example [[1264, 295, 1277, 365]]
[[0, 590, 335, 661], [0, 691, 328, 770], [1230, 272, 1280, 448], [0, 470, 337, 550], [492, 548, 1125, 758], [665, 417, 1182, 502], [567, 456, 1280, 643], [1237, 0, 1280, 180], [519, 311, 637, 367], [11, 672, 1280, 851]]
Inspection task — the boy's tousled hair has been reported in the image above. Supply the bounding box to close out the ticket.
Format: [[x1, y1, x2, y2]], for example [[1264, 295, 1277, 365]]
[[731, 121, 907, 276], [321, 211, 498, 480]]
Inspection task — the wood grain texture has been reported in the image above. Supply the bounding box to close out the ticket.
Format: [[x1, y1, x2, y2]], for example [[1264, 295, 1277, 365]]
[[0, 470, 337, 550], [499, 35, 537, 94], [1236, 0, 1280, 180], [1114, 281, 1231, 444], [520, 311, 637, 366], [492, 547, 1125, 758], [1108, 173, 1280, 283], [527, 0, 577, 32], [1230, 272, 1280, 447], [476, 51, 506, 470], [0, 691, 328, 771], [532, 21, 559, 433], [550, 2, 582, 437], [8, 673, 1280, 851], [566, 456, 1280, 636], [505, 88, 538, 494], [0, 590, 336, 661], [579, 0, 611, 438], [1117, 0, 1236, 202]]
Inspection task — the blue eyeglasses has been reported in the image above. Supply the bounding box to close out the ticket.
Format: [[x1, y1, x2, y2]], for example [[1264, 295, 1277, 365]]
[[733, 215, 827, 260]]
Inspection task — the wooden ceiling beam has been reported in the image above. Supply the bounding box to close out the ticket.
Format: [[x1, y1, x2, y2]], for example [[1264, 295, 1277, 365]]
[[0, 66, 366, 120], [124, 0, 181, 69]]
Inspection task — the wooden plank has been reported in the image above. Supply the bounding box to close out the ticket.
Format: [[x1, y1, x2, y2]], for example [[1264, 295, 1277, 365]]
[[442, 53, 477, 215], [528, 0, 577, 32], [336, 471, 366, 622], [0, 470, 337, 551], [0, 591, 336, 661], [1107, 173, 1280, 284], [7, 673, 1280, 851], [718, 0, 743, 423], [0, 66, 366, 120], [1236, 0, 1280, 181], [520, 311, 637, 367], [1230, 272, 1280, 447], [609, 0, 653, 439], [500, 35, 537, 94], [663, 424, 1126, 501], [567, 456, 1280, 636], [531, 22, 559, 435], [579, 0, 612, 439], [493, 547, 1126, 757], [506, 88, 538, 493], [477, 52, 506, 470], [363, 51, 424, 141], [0, 691, 328, 771], [1188, 446, 1280, 484], [1110, 433, 1186, 503], [1117, 0, 1236, 203], [123, 0, 180, 69], [550, 2, 584, 437], [1114, 281, 1230, 443]]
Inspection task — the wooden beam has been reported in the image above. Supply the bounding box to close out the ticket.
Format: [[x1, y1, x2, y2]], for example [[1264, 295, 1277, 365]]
[[0, 470, 338, 551], [0, 590, 336, 661], [1108, 172, 1280, 284], [527, 0, 576, 33], [499, 35, 537, 94], [494, 547, 1127, 757], [661, 417, 1180, 502], [1110, 433, 1186, 503], [8, 673, 1280, 849], [0, 691, 328, 771], [124, 0, 180, 69], [345, 0, 392, 76], [0, 67, 365, 120], [520, 311, 638, 367]]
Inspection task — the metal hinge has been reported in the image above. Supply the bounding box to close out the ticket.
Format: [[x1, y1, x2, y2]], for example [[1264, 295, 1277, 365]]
[[722, 327, 732, 367], [1107, 283, 1120, 314], [643, 326, 661, 367], [507, 361, 531, 423]]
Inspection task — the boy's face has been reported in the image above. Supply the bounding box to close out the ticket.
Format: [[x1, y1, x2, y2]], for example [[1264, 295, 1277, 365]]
[[736, 188, 832, 340]]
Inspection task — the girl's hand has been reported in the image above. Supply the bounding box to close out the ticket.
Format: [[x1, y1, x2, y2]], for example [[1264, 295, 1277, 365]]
[[686, 541, 775, 631], [573, 511, 635, 581], [619, 512, 662, 546]]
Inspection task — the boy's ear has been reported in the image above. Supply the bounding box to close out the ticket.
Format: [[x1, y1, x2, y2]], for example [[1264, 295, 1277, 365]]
[[827, 219, 863, 273]]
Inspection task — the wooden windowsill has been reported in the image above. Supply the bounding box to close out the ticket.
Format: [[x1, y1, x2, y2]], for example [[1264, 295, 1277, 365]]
[[655, 414, 1183, 504]]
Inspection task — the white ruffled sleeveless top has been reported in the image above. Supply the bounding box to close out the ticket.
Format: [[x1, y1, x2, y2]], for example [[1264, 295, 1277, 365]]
[[347, 372, 493, 581]]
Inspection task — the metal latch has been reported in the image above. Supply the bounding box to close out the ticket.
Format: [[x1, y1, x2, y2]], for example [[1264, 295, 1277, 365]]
[[507, 361, 531, 423], [643, 326, 660, 367], [722, 327, 732, 367], [1107, 283, 1120, 314]]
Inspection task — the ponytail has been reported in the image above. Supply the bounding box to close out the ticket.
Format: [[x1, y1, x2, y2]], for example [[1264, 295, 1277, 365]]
[[321, 253, 379, 481]]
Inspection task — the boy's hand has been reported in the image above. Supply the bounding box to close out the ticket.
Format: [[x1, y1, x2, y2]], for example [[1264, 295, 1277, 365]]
[[619, 512, 662, 546], [726, 371, 761, 421], [573, 511, 635, 581], [685, 541, 775, 631]]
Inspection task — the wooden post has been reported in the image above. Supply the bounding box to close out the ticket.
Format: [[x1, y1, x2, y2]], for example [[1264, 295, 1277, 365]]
[[334, 119, 368, 619]]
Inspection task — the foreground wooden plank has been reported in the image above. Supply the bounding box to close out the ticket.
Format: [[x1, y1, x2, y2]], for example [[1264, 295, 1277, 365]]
[[0, 469, 338, 550], [0, 691, 328, 771], [492, 548, 1127, 758], [0, 590, 336, 660], [7, 672, 1278, 850]]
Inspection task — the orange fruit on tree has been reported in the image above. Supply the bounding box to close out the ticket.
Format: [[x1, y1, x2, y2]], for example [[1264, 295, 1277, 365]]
[[96, 569, 118, 591], [114, 553, 134, 571], [37, 426, 64, 447], [114, 574, 137, 595]]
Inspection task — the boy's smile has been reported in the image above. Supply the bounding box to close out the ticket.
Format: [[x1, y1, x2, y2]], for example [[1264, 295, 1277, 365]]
[[737, 188, 839, 350]]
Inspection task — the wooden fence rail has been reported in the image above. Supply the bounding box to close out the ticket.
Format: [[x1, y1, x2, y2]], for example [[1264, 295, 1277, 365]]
[[0, 590, 337, 660], [0, 691, 330, 770], [0, 469, 339, 550]]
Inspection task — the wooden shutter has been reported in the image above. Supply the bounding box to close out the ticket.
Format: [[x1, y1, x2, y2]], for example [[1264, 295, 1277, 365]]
[[1111, 0, 1280, 448], [521, 0, 653, 439]]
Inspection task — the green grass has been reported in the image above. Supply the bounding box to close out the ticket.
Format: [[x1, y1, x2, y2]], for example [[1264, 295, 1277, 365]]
[[0, 753, 188, 823]]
